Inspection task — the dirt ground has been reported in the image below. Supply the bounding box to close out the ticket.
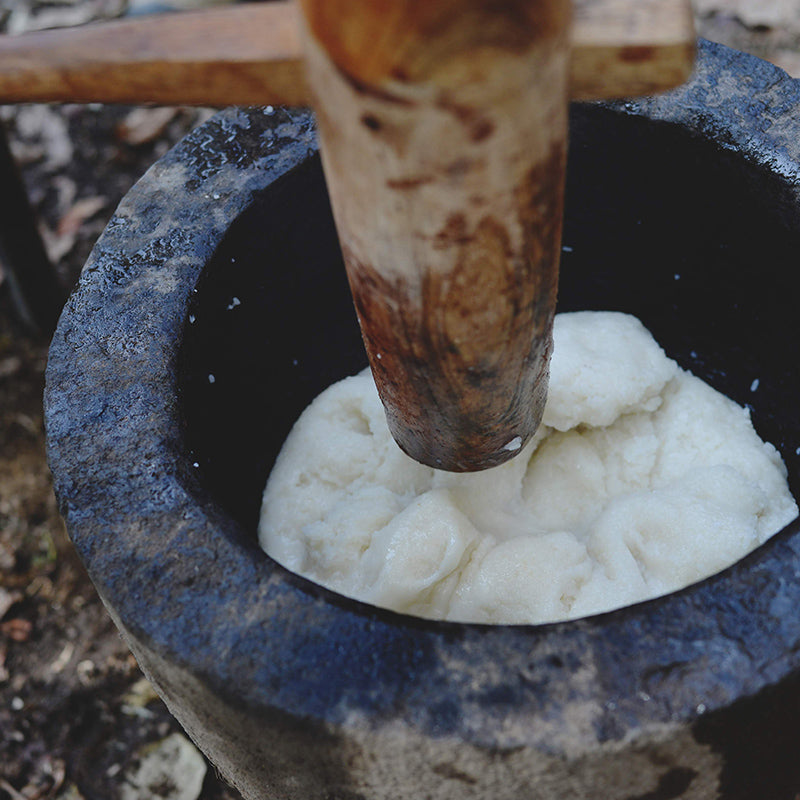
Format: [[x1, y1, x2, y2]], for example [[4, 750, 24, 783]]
[[0, 100, 239, 798], [1, 2, 799, 799]]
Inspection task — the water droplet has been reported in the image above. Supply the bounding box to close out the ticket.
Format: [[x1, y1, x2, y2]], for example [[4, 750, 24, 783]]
[[750, 378, 759, 392], [208, 374, 216, 384]]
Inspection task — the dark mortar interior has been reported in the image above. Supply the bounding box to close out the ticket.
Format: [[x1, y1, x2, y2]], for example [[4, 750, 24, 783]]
[[179, 101, 800, 535]]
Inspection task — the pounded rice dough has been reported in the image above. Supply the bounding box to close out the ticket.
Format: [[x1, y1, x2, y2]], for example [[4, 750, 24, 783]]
[[259, 312, 798, 624]]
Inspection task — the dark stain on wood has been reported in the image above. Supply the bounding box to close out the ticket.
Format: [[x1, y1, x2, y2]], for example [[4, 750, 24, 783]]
[[300, 0, 570, 87], [361, 113, 383, 132], [386, 175, 436, 190], [436, 95, 496, 143], [343, 141, 566, 471], [445, 158, 477, 179], [341, 70, 417, 106], [619, 46, 657, 64], [433, 213, 471, 249]]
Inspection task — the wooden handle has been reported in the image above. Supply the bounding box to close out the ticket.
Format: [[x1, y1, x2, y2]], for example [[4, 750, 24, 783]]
[[298, 0, 571, 471], [0, 2, 309, 106], [0, 0, 694, 106]]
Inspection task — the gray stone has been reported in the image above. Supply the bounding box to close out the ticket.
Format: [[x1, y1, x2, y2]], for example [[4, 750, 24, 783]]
[[45, 42, 800, 799]]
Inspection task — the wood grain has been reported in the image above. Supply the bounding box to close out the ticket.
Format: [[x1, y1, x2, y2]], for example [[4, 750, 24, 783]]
[[0, 2, 309, 106], [298, 0, 571, 470], [0, 0, 694, 105]]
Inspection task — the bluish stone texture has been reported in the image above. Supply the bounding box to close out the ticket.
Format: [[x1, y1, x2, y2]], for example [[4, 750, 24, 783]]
[[45, 42, 800, 799]]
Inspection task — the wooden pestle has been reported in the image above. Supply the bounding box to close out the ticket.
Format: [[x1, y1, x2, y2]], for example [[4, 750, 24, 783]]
[[0, 0, 694, 470], [296, 0, 570, 470]]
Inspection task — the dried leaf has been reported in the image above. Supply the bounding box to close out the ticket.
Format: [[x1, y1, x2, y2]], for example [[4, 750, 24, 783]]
[[116, 108, 179, 146], [0, 618, 33, 642], [122, 677, 161, 708], [12, 413, 39, 436], [40, 223, 77, 264], [56, 196, 108, 238], [3, 755, 67, 800], [22, 757, 67, 800], [11, 106, 73, 172], [49, 642, 75, 675], [0, 778, 26, 800], [39, 190, 107, 263]]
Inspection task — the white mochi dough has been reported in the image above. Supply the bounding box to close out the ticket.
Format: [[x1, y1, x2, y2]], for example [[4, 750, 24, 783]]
[[259, 312, 798, 624]]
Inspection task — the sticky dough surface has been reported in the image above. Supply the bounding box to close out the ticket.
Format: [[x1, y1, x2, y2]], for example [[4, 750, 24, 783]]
[[259, 312, 798, 624]]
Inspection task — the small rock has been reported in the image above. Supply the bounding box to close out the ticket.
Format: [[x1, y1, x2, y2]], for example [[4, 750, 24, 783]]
[[120, 733, 207, 800], [122, 677, 161, 708]]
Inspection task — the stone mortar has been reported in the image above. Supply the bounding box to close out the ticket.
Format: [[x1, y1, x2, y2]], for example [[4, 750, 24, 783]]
[[45, 41, 800, 800]]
